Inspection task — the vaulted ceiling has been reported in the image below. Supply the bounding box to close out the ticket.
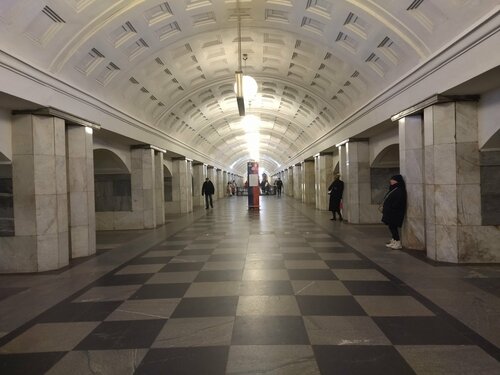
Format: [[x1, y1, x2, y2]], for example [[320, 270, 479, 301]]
[[0, 0, 497, 174]]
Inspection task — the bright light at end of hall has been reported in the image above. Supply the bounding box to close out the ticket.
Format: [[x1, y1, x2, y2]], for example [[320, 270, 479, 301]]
[[242, 115, 259, 131], [243, 115, 260, 161]]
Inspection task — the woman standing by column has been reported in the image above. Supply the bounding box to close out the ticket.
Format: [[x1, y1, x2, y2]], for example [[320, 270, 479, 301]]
[[328, 174, 344, 221], [381, 174, 407, 249]]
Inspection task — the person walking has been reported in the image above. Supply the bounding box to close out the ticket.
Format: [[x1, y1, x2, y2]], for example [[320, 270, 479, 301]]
[[202, 177, 215, 209], [328, 174, 344, 221], [275, 177, 283, 197], [381, 174, 407, 249]]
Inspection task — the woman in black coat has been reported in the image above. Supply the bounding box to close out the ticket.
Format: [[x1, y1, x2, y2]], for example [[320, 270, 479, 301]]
[[328, 174, 344, 221], [381, 174, 406, 249]]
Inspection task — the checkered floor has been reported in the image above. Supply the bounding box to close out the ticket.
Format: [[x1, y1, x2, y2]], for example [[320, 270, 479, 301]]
[[1, 198, 499, 374]]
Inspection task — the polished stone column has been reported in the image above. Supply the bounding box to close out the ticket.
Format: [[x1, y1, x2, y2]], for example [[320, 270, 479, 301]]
[[293, 164, 302, 200], [339, 139, 370, 224], [171, 158, 193, 213], [424, 101, 494, 262], [302, 160, 315, 205], [315, 153, 333, 210], [208, 166, 217, 201], [154, 151, 165, 226], [223, 171, 228, 196], [284, 169, 289, 196], [131, 148, 156, 229], [192, 162, 206, 208], [217, 169, 223, 199], [399, 115, 425, 250], [66, 125, 96, 258], [1, 115, 68, 272]]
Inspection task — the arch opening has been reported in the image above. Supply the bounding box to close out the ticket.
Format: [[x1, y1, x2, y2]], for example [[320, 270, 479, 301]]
[[163, 165, 173, 202], [93, 149, 132, 212], [480, 128, 500, 225], [370, 144, 400, 205], [0, 163, 14, 236]]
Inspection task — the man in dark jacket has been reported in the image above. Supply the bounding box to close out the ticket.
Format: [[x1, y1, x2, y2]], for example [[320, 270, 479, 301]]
[[381, 174, 407, 249], [328, 174, 344, 221], [275, 178, 283, 197], [201, 177, 215, 209]]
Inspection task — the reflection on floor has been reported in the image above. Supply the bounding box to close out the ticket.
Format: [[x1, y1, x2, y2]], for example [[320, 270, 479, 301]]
[[0, 197, 499, 374]]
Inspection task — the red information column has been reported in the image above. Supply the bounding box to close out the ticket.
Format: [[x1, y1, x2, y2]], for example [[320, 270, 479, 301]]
[[247, 161, 260, 209]]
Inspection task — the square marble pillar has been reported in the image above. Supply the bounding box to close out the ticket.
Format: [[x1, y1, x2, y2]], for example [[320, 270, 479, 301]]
[[284, 169, 290, 196], [171, 158, 193, 214], [315, 154, 333, 211], [131, 148, 156, 229], [66, 125, 96, 258], [293, 164, 301, 200], [302, 160, 315, 205], [4, 115, 69, 272], [338, 144, 348, 215], [399, 115, 425, 250], [192, 163, 206, 208], [223, 171, 228, 197], [208, 166, 217, 201], [154, 151, 165, 226], [216, 169, 223, 199], [424, 101, 493, 262], [341, 140, 370, 224]]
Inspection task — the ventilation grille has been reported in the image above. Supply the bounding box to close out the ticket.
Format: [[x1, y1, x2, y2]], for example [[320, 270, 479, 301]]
[[143, 2, 173, 26], [156, 21, 181, 41], [24, 5, 66, 45], [265, 9, 289, 23], [75, 48, 105, 75], [407, 0, 425, 10], [96, 62, 120, 86], [42, 6, 65, 23]]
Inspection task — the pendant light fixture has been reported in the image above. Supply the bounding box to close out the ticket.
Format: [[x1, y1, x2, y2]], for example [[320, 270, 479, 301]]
[[234, 0, 257, 116]]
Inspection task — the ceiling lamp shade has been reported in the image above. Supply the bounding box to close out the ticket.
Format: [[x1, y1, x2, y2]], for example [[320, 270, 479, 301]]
[[242, 75, 258, 99], [234, 72, 258, 116]]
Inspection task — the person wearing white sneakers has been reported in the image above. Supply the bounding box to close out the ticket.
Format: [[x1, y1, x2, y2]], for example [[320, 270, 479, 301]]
[[381, 175, 407, 250]]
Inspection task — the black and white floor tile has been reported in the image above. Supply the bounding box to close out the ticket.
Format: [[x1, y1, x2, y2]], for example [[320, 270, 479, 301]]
[[0, 197, 499, 374]]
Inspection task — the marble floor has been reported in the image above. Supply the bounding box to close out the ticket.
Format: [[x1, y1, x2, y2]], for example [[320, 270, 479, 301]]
[[0, 196, 499, 374]]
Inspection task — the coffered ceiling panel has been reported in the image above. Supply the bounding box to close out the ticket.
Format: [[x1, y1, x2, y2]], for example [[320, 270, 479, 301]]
[[0, 0, 497, 174]]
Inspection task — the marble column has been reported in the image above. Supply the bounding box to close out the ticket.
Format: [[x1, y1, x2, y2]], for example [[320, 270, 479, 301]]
[[287, 167, 294, 197], [2, 115, 69, 272], [208, 166, 217, 201], [171, 158, 193, 214], [216, 169, 223, 199], [293, 164, 302, 200], [154, 151, 165, 226], [66, 125, 96, 258], [223, 171, 228, 197], [424, 101, 489, 262], [131, 148, 156, 229], [283, 169, 289, 196], [302, 160, 315, 205], [399, 115, 425, 250], [339, 139, 370, 224], [192, 162, 207, 208], [315, 153, 333, 210]]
